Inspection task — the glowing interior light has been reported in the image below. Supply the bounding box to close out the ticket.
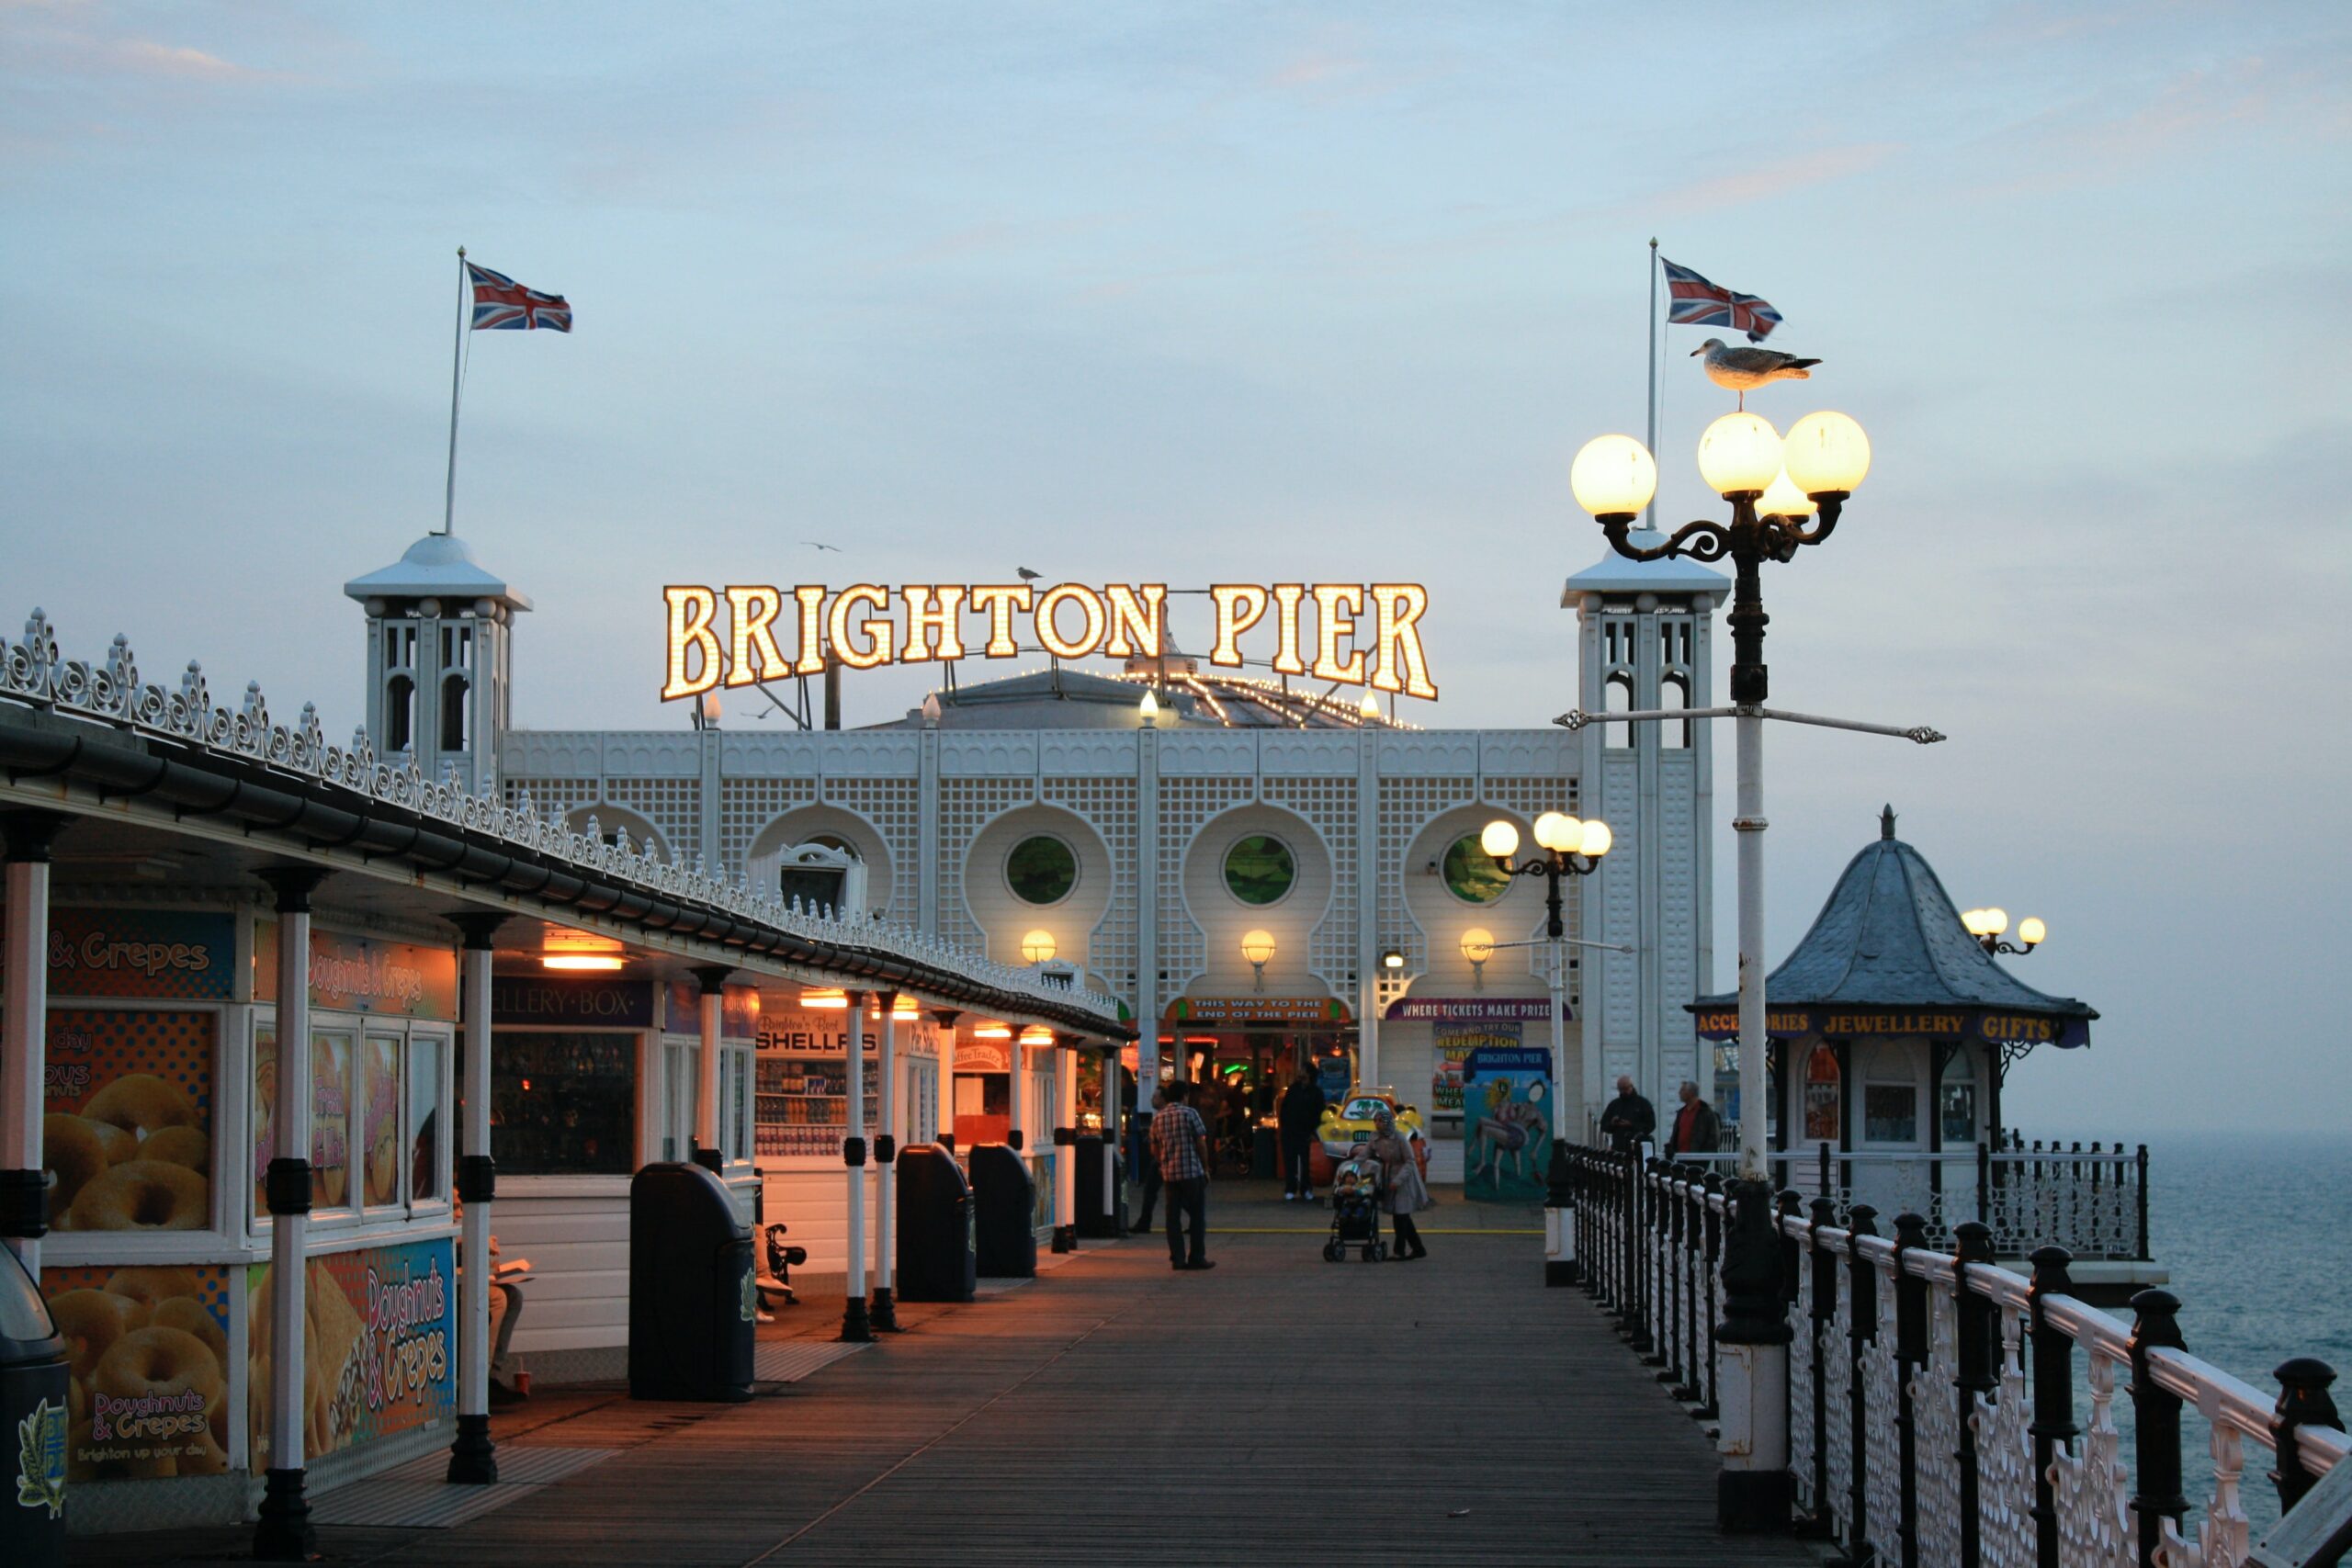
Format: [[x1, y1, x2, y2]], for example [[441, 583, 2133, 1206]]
[[802, 987, 850, 1010]]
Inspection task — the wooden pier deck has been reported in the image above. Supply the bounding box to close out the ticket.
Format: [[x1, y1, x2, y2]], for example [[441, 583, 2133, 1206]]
[[74, 1189, 1824, 1567]]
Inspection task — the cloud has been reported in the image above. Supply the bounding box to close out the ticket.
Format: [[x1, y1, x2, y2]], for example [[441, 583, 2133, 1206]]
[[113, 39, 267, 81], [1633, 141, 1904, 221]]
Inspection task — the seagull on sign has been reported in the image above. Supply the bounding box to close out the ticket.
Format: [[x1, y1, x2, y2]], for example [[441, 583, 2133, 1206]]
[[1692, 337, 1821, 410], [1015, 566, 1042, 581]]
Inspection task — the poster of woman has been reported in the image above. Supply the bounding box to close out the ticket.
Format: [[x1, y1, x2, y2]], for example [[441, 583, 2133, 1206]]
[[1461, 1046, 1552, 1202]]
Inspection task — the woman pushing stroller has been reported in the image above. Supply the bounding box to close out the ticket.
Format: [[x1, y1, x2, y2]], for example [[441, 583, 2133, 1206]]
[[1357, 1108, 1433, 1260]]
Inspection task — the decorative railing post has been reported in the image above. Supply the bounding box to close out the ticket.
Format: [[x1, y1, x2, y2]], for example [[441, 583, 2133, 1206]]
[[1805, 1194, 1838, 1536], [1623, 1149, 1644, 1335], [2126, 1289, 2188, 1568], [1658, 1165, 1683, 1380], [1839, 1204, 1881, 1568], [1976, 1142, 1992, 1235], [2134, 1144, 2151, 1263], [1546, 1136, 1577, 1285], [1893, 1212, 1930, 1568], [1703, 1171, 1727, 1420], [1715, 1177, 1795, 1533], [1629, 1156, 1655, 1351], [2267, 1357, 2340, 1516], [1952, 1221, 1996, 1568], [2027, 1246, 2078, 1568]]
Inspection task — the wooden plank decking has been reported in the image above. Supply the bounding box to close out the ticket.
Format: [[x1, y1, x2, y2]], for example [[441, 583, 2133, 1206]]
[[72, 1190, 1823, 1567]]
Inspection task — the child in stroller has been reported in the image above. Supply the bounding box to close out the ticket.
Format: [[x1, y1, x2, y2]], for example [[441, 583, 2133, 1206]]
[[1321, 1152, 1389, 1261]]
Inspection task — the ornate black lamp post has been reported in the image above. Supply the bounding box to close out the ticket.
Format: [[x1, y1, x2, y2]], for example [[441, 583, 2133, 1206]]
[[1962, 907, 2046, 956], [1481, 811, 1611, 940]]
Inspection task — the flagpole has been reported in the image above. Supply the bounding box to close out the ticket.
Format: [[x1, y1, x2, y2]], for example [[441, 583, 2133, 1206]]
[[1644, 237, 1658, 530], [441, 245, 468, 536]]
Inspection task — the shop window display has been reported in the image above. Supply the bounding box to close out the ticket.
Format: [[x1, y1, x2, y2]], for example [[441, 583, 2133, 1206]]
[[409, 1036, 444, 1202], [311, 1032, 353, 1210], [487, 1031, 637, 1175], [361, 1033, 403, 1208]]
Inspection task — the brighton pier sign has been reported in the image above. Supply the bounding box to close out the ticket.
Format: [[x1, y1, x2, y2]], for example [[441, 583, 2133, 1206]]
[[661, 581, 1440, 701]]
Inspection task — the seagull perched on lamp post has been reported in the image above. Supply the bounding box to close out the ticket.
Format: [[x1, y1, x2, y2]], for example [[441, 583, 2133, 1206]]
[[1692, 337, 1821, 410]]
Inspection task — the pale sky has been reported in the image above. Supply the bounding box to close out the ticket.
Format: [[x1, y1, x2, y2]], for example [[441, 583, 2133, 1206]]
[[5, 3, 2347, 1133]]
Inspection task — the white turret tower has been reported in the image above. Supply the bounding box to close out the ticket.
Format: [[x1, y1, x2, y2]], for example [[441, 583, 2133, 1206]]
[[1563, 533, 1728, 1129], [345, 535, 529, 795]]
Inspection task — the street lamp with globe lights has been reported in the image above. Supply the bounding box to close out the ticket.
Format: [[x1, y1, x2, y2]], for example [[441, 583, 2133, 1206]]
[[1570, 410, 1874, 1191], [1963, 908, 2047, 956]]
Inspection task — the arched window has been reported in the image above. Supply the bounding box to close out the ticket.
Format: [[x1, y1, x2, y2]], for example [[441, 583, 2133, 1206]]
[[385, 673, 415, 753], [440, 674, 469, 752]]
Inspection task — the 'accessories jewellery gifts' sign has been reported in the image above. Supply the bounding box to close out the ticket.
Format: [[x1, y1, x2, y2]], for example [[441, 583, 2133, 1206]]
[[659, 582, 1441, 702], [1689, 1005, 2091, 1049]]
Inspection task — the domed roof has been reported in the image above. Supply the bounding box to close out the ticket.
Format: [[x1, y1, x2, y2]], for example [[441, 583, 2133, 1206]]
[[345, 533, 530, 609]]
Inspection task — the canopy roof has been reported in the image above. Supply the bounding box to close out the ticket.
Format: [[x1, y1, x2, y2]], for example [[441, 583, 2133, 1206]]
[[1692, 807, 2096, 1047]]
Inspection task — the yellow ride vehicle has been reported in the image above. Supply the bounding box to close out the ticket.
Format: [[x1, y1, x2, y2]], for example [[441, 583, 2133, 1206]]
[[1308, 1086, 1430, 1188]]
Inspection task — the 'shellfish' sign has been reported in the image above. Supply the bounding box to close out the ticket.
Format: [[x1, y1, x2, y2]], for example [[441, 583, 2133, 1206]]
[[661, 582, 1439, 701]]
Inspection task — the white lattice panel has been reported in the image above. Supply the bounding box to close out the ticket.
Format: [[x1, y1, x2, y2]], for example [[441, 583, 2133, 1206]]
[[1659, 756, 1697, 1034], [938, 777, 1035, 952], [718, 776, 818, 877], [1158, 774, 1254, 993], [1263, 774, 1357, 995], [1044, 775, 1139, 995], [1598, 752, 1640, 1041], [605, 775, 704, 867], [1374, 775, 1473, 980], [823, 775, 921, 926]]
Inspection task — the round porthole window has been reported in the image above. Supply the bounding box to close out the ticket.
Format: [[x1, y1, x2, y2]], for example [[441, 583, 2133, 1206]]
[[1006, 834, 1079, 906], [1442, 834, 1510, 905], [1222, 834, 1296, 907]]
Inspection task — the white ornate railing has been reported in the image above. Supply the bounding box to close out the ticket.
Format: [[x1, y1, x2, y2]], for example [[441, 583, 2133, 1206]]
[[1566, 1145, 2347, 1566], [0, 609, 1122, 1027]]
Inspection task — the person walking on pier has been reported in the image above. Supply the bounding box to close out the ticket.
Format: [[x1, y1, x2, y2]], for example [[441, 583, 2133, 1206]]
[[1362, 1108, 1432, 1260], [1600, 1075, 1657, 1153], [1151, 1081, 1216, 1271], [1664, 1079, 1721, 1159], [1277, 1067, 1326, 1201]]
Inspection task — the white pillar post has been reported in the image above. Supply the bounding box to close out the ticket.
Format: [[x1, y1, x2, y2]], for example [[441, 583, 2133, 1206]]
[[255, 867, 327, 1560], [0, 812, 66, 1280], [1007, 1029, 1026, 1153], [448, 916, 501, 1483], [1099, 1043, 1120, 1233], [1734, 712, 1767, 1182], [838, 990, 872, 1342], [870, 994, 901, 1330], [1051, 1037, 1078, 1252], [692, 966, 728, 1168]]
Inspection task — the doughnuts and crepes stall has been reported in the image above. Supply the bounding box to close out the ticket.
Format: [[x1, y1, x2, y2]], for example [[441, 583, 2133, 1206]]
[[25, 900, 463, 1527]]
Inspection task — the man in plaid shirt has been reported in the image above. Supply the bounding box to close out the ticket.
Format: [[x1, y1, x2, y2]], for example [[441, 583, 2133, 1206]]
[[1148, 1080, 1216, 1270]]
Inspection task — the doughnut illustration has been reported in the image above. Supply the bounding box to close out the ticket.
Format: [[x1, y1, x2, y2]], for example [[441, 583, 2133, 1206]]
[[69, 1159, 208, 1231], [42, 1113, 110, 1222], [103, 1266, 207, 1311], [83, 1072, 200, 1140], [139, 1124, 209, 1172], [51, 1288, 148, 1380]]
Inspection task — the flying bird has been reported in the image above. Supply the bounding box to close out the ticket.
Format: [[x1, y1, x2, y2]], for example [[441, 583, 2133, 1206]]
[[1015, 566, 1042, 581], [1691, 338, 1821, 409], [803, 540, 841, 553]]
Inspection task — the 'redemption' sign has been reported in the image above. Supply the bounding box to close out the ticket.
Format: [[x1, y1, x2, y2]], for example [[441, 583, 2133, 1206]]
[[660, 581, 1440, 701]]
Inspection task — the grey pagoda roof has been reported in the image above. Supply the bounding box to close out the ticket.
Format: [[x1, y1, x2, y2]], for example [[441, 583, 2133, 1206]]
[[1694, 808, 2097, 1028]]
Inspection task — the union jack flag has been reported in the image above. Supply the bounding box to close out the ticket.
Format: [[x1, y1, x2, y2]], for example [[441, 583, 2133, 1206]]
[[1660, 257, 1781, 343], [467, 262, 572, 332]]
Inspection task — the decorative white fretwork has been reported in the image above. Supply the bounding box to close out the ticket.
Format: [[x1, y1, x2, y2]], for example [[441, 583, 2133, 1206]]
[[1913, 1281, 1963, 1568], [1825, 1256, 1854, 1542], [0, 612, 1123, 1028], [1973, 1300, 2034, 1568], [1791, 1240, 1817, 1514], [2051, 1346, 2135, 1568], [1861, 1254, 1905, 1554]]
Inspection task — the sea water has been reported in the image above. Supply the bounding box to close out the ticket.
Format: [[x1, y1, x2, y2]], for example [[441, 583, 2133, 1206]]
[[2052, 1128, 2352, 1540]]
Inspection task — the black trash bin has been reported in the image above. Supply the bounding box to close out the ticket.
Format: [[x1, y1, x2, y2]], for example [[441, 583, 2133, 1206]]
[[628, 1162, 754, 1402], [896, 1145, 975, 1303], [1074, 1134, 1122, 1238], [969, 1143, 1036, 1278], [0, 1241, 67, 1564]]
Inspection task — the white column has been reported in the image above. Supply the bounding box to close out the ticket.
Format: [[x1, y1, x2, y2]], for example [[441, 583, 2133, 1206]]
[[448, 926, 497, 1483], [695, 971, 724, 1165], [1734, 712, 1767, 1182], [1054, 1039, 1078, 1248], [839, 991, 871, 1340], [255, 869, 324, 1558], [1008, 1030, 1026, 1152], [1135, 725, 1159, 1094], [0, 815, 62, 1278], [1099, 1043, 1119, 1230], [872, 996, 899, 1326]]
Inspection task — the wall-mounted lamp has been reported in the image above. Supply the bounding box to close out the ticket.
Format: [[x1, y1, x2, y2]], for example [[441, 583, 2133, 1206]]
[[1380, 948, 1405, 973], [1962, 908, 2047, 956], [973, 1020, 1012, 1040], [1138, 689, 1159, 728], [540, 954, 624, 972], [541, 929, 625, 972], [802, 987, 849, 1010], [1017, 1025, 1054, 1047], [1241, 928, 1276, 991], [1020, 928, 1057, 964], [1460, 927, 1495, 990]]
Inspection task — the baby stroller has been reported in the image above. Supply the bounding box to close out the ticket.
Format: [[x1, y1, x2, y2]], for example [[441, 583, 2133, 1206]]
[[1321, 1153, 1389, 1262]]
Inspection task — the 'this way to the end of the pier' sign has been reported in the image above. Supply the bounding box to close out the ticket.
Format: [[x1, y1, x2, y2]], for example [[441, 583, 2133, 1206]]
[[660, 581, 1440, 701]]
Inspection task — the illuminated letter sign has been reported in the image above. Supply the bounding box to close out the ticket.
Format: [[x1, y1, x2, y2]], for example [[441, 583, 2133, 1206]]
[[659, 581, 1440, 702]]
